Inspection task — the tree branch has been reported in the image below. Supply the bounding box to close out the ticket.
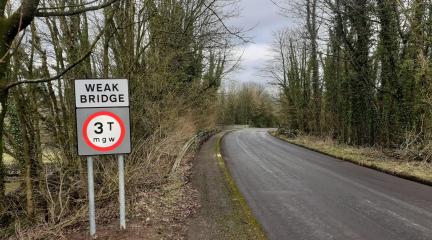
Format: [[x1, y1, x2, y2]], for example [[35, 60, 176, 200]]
[[35, 0, 121, 17], [6, 14, 113, 90], [6, 0, 41, 44], [202, 2, 249, 43], [37, 0, 99, 12], [0, 0, 7, 17]]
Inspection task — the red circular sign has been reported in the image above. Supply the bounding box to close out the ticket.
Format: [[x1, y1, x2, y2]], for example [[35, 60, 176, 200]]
[[83, 111, 126, 152]]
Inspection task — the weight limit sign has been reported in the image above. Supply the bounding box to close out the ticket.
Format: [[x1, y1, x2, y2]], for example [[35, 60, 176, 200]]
[[76, 107, 131, 156], [83, 111, 126, 151]]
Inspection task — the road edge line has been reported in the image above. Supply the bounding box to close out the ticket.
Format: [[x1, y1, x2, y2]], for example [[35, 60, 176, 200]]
[[269, 131, 432, 187], [215, 131, 267, 239]]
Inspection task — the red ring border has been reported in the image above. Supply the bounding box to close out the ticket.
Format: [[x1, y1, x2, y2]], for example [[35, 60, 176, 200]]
[[82, 111, 126, 152]]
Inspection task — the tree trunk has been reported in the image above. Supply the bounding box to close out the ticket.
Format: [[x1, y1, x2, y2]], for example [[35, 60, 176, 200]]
[[0, 88, 8, 220], [0, 28, 10, 220], [306, 0, 321, 134]]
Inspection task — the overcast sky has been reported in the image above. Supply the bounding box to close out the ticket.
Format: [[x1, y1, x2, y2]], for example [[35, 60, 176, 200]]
[[225, 0, 298, 88]]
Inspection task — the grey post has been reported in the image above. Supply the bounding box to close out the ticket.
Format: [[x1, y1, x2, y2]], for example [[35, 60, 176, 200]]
[[87, 157, 96, 236], [118, 154, 126, 229]]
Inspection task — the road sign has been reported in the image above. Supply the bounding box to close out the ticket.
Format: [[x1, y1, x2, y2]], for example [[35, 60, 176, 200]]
[[83, 111, 125, 151], [74, 79, 130, 236], [75, 79, 131, 156], [75, 79, 129, 108], [76, 108, 131, 156]]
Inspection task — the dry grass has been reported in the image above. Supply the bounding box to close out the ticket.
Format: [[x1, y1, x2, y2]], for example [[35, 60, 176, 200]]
[[271, 132, 432, 185]]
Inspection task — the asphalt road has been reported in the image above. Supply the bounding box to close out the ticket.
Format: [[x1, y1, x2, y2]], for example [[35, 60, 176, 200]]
[[221, 129, 432, 240]]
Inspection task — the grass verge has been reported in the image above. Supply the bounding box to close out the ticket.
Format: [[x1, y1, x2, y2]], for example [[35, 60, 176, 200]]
[[215, 132, 267, 240], [270, 131, 432, 187]]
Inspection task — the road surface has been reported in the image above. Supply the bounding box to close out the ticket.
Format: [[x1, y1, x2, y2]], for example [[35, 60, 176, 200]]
[[222, 129, 432, 240]]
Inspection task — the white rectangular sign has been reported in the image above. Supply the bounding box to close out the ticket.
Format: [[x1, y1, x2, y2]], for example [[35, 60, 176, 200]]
[[75, 79, 129, 108]]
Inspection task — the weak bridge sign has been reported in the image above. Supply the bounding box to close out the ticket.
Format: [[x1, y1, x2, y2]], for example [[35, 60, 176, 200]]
[[75, 79, 129, 108], [75, 79, 131, 156]]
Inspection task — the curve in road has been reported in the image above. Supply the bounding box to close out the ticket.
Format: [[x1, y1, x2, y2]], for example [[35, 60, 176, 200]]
[[222, 128, 432, 240]]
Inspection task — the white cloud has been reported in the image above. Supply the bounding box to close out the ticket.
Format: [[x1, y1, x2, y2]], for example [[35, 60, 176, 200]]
[[236, 43, 273, 64], [226, 43, 273, 87], [224, 0, 300, 89]]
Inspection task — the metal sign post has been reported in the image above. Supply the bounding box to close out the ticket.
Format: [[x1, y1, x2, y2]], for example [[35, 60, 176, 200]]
[[87, 157, 96, 235], [118, 154, 126, 229], [75, 79, 131, 236]]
